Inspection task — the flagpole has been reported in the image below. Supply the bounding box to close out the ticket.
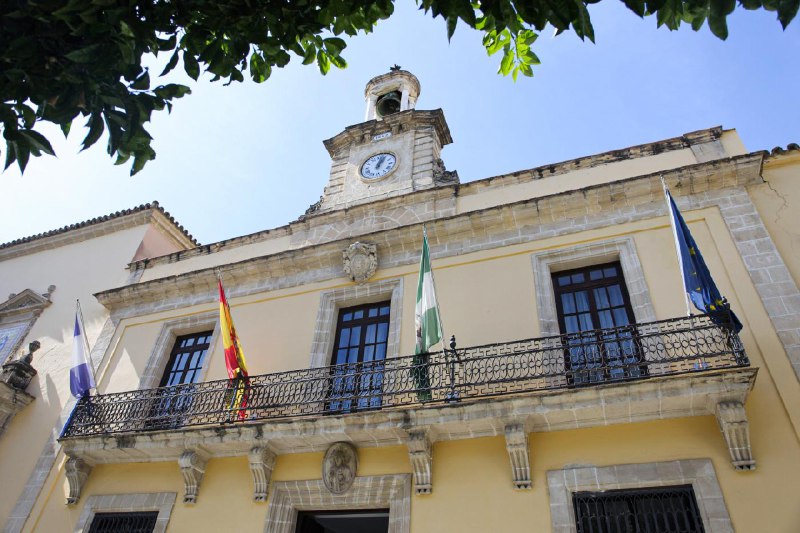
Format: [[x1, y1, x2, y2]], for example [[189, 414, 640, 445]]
[[660, 176, 694, 317], [424, 225, 458, 401], [75, 299, 97, 391]]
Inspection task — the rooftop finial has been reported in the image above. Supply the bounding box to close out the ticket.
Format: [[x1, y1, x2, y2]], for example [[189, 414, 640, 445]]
[[389, 64, 402, 71]]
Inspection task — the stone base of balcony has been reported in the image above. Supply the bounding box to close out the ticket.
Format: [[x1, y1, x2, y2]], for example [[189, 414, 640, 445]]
[[63, 367, 756, 464]]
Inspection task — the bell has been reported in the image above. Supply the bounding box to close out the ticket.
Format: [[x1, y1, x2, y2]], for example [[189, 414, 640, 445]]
[[376, 91, 401, 117]]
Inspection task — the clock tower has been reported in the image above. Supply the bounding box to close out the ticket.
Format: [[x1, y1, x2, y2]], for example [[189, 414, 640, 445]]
[[313, 69, 457, 214]]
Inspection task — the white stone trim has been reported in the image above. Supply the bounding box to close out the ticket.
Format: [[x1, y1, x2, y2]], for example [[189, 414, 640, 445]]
[[73, 492, 176, 533], [139, 312, 219, 389], [546, 459, 733, 533], [532, 237, 656, 336], [309, 278, 403, 368], [263, 474, 411, 533]]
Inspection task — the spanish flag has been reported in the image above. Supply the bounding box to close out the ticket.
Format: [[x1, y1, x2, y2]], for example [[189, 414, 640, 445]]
[[218, 278, 249, 419]]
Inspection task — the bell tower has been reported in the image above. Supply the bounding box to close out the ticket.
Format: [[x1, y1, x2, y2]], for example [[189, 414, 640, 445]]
[[311, 68, 457, 214]]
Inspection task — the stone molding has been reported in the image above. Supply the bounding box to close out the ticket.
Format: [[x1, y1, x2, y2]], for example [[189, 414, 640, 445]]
[[546, 459, 732, 533], [309, 278, 403, 368], [65, 456, 92, 505], [407, 430, 432, 495], [708, 187, 800, 380], [0, 382, 35, 437], [248, 446, 276, 502], [178, 449, 208, 504], [61, 368, 756, 467], [0, 287, 54, 365], [73, 492, 176, 533], [96, 155, 762, 319], [715, 401, 755, 470], [263, 474, 411, 533], [531, 237, 656, 336], [139, 311, 220, 389], [504, 424, 532, 490]]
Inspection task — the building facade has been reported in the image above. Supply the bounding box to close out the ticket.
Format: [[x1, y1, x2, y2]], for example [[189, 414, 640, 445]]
[[1, 70, 799, 532]]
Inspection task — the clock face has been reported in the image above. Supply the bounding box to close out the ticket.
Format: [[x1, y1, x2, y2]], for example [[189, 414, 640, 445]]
[[360, 153, 397, 179]]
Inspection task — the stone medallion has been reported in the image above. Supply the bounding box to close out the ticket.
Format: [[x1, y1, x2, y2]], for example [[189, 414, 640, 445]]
[[322, 442, 358, 494], [343, 242, 377, 284]]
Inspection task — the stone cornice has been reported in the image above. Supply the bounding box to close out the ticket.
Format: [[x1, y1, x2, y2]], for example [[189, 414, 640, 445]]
[[97, 154, 763, 317], [456, 126, 724, 197], [124, 127, 729, 275], [0, 203, 197, 261], [322, 109, 452, 157]]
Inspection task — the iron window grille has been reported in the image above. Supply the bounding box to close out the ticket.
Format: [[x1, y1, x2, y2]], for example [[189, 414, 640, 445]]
[[573, 485, 705, 533], [87, 511, 159, 533]]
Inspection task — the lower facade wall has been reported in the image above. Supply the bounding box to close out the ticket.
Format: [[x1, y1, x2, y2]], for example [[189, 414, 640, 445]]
[[31, 415, 800, 533]]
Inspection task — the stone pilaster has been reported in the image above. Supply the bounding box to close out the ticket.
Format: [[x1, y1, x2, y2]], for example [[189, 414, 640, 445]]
[[715, 401, 756, 471], [178, 449, 208, 504], [504, 424, 532, 490], [65, 456, 91, 505], [407, 430, 432, 495], [248, 446, 276, 502]]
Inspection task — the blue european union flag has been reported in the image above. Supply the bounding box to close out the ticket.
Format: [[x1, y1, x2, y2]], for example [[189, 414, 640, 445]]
[[667, 190, 743, 333]]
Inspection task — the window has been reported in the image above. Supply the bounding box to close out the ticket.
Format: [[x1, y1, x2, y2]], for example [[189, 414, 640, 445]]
[[158, 331, 213, 387], [296, 510, 390, 533], [573, 485, 705, 533], [88, 511, 159, 533], [146, 331, 212, 429], [553, 262, 644, 384], [329, 302, 390, 412]]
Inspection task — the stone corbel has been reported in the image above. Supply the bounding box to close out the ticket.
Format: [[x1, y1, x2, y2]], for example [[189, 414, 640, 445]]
[[179, 449, 209, 504], [65, 456, 92, 505], [504, 424, 532, 489], [407, 430, 432, 495], [249, 446, 276, 502], [715, 401, 755, 471]]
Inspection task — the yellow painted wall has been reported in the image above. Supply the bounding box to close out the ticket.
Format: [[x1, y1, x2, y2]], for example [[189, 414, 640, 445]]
[[31, 412, 800, 532], [0, 224, 151, 523]]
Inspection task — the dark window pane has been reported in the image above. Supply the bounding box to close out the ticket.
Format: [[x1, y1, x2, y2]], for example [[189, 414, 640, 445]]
[[589, 269, 603, 280], [604, 266, 617, 277], [558, 275, 571, 286], [158, 331, 213, 388]]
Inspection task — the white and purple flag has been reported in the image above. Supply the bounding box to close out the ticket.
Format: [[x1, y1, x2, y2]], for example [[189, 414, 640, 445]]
[[70, 313, 95, 398]]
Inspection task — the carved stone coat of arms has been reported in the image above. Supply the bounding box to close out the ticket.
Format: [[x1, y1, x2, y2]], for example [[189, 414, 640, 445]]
[[322, 442, 358, 494], [343, 242, 377, 284]]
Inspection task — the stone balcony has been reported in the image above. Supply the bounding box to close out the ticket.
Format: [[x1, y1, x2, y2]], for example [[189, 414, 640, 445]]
[[59, 314, 756, 503]]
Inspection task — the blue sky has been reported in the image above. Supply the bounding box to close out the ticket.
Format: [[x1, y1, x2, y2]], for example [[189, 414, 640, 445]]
[[2, 2, 798, 246]]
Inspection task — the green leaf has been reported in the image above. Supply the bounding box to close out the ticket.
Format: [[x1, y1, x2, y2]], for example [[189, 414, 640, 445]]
[[65, 44, 101, 63], [499, 45, 514, 75], [160, 50, 180, 77], [622, 0, 647, 17], [302, 46, 317, 65], [4, 140, 17, 171], [323, 37, 346, 54], [317, 50, 331, 74], [447, 16, 458, 41], [778, 0, 800, 27], [184, 53, 200, 80], [19, 130, 55, 156], [61, 121, 72, 138], [130, 70, 150, 90], [81, 113, 104, 152]]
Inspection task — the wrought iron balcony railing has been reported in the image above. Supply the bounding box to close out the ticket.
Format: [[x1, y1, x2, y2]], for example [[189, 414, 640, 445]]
[[60, 314, 748, 439]]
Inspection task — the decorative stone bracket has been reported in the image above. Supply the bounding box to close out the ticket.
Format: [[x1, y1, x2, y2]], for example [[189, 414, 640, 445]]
[[715, 401, 756, 471], [248, 446, 276, 502], [504, 424, 532, 490], [407, 430, 432, 495], [65, 456, 92, 505], [179, 449, 208, 504]]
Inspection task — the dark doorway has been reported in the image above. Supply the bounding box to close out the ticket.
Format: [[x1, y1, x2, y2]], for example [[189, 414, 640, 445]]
[[295, 510, 390, 533]]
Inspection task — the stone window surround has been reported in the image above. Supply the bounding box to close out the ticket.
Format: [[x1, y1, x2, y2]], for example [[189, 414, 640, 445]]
[[531, 237, 656, 336], [139, 312, 220, 389], [73, 492, 177, 533], [263, 474, 411, 533], [547, 459, 733, 533], [309, 278, 403, 368]]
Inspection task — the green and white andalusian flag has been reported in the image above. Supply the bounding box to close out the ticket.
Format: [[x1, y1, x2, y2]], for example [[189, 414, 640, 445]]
[[415, 228, 443, 355], [413, 228, 442, 400]]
